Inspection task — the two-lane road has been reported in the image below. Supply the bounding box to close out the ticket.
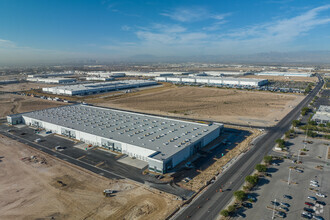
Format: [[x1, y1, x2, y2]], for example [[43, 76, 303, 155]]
[[174, 75, 324, 220]]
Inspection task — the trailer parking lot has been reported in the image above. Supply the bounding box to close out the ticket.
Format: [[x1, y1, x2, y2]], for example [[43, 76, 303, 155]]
[[236, 135, 329, 220]]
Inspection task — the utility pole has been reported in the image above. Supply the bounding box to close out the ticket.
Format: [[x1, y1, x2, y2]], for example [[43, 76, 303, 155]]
[[288, 169, 292, 185], [297, 149, 300, 163]]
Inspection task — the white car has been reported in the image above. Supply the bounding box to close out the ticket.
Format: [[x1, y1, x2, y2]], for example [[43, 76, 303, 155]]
[[302, 212, 312, 218], [316, 192, 326, 198], [34, 138, 42, 143], [310, 183, 319, 187], [308, 196, 317, 201], [310, 180, 318, 184]]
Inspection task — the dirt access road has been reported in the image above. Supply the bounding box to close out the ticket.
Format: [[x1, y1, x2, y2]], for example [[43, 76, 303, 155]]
[[0, 134, 180, 220]]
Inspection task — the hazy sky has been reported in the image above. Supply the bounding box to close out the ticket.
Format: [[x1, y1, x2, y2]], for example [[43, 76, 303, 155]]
[[1, 0, 330, 64]]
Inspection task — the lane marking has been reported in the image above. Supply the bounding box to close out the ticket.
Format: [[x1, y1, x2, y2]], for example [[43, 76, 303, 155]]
[[95, 161, 104, 167], [77, 155, 86, 160]]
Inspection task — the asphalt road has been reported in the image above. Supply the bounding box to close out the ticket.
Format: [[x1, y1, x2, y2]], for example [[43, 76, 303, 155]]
[[173, 75, 324, 220]]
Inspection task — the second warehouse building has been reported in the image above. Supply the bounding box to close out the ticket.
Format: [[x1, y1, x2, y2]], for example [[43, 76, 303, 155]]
[[155, 76, 268, 86], [7, 104, 223, 173]]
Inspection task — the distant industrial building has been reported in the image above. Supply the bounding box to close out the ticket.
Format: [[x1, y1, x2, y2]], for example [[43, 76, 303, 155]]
[[86, 72, 125, 77], [111, 71, 175, 77], [312, 105, 330, 124], [155, 76, 268, 87], [42, 80, 157, 96], [27, 72, 74, 78], [188, 73, 208, 77], [0, 79, 19, 85], [27, 77, 76, 84], [254, 72, 314, 77], [203, 71, 249, 76], [7, 104, 223, 173], [85, 76, 114, 81]]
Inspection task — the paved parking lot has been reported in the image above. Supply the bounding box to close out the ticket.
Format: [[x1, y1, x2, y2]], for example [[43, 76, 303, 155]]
[[236, 135, 330, 220]]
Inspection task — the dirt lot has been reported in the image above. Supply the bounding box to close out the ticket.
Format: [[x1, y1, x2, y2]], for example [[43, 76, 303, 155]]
[[182, 127, 263, 191], [0, 134, 180, 220], [94, 86, 304, 127], [241, 75, 318, 82], [0, 94, 67, 118], [0, 82, 57, 92]]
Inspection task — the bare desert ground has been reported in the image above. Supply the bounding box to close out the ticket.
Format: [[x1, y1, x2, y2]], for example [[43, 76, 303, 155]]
[[0, 134, 180, 220], [0, 94, 67, 118], [94, 86, 304, 127], [0, 82, 57, 92], [241, 75, 318, 82]]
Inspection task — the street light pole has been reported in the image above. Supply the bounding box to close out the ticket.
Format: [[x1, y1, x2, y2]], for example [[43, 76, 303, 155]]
[[297, 149, 300, 162], [288, 169, 292, 185], [304, 127, 308, 149]]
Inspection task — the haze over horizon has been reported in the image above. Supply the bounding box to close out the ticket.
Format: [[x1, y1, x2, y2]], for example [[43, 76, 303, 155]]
[[1, 0, 330, 65]]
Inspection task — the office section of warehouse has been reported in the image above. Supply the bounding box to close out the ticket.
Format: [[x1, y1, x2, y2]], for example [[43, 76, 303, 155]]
[[7, 104, 223, 173]]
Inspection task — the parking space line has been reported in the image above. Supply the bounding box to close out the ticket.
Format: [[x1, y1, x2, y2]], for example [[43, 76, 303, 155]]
[[95, 161, 104, 167], [77, 155, 86, 160]]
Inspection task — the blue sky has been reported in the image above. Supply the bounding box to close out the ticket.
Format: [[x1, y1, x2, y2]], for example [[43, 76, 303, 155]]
[[1, 0, 330, 64]]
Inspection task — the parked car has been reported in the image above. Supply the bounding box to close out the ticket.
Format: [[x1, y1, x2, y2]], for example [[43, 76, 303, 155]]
[[308, 196, 317, 201], [272, 163, 279, 166], [280, 202, 290, 207], [271, 201, 280, 206], [310, 180, 318, 184], [302, 212, 312, 218], [242, 202, 252, 208], [313, 216, 324, 220], [55, 146, 65, 151], [305, 202, 314, 206], [303, 207, 315, 213], [283, 194, 292, 199], [276, 211, 286, 218], [315, 201, 326, 206], [316, 192, 326, 198], [34, 138, 42, 143], [310, 183, 319, 187], [301, 214, 312, 219], [280, 206, 289, 212]]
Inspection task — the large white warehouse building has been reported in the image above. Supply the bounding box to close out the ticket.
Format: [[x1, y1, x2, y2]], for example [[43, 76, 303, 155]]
[[155, 76, 268, 87], [86, 72, 126, 77], [7, 105, 223, 173], [85, 76, 114, 81], [27, 77, 76, 84], [255, 72, 314, 77], [42, 80, 157, 96], [28, 72, 74, 78], [203, 71, 249, 76]]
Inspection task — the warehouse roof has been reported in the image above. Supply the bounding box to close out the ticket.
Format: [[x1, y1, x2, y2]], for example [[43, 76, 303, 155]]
[[157, 76, 267, 83], [45, 80, 155, 92], [21, 104, 222, 160]]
